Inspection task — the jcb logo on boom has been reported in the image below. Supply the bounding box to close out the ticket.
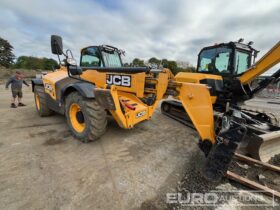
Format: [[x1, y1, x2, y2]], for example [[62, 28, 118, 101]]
[[106, 74, 131, 87]]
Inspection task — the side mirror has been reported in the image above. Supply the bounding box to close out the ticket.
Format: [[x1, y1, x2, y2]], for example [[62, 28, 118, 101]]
[[51, 35, 63, 55], [69, 66, 83, 76], [67, 58, 82, 76]]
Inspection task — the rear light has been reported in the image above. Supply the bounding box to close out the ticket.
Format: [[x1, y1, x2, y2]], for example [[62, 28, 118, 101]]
[[123, 101, 136, 110]]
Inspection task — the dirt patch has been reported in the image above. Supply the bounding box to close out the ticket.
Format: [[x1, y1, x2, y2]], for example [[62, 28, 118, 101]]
[[43, 138, 66, 145], [0, 84, 279, 209], [140, 151, 226, 210], [269, 154, 280, 167], [15, 122, 63, 129], [229, 159, 280, 201], [141, 98, 280, 209], [142, 152, 280, 209], [62, 130, 72, 138], [29, 129, 58, 138], [140, 200, 160, 210], [0, 85, 200, 209], [43, 130, 71, 145], [166, 151, 224, 210], [228, 160, 248, 177]]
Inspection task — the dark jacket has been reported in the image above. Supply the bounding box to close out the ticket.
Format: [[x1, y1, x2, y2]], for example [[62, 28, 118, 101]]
[[6, 76, 29, 90]]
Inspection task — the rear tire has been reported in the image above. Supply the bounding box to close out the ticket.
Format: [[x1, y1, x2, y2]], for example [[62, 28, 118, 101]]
[[65, 92, 107, 143], [34, 85, 53, 116]]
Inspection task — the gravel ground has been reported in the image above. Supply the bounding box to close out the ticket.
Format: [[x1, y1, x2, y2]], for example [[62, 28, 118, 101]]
[[142, 96, 280, 210], [0, 84, 202, 210], [0, 77, 279, 210]]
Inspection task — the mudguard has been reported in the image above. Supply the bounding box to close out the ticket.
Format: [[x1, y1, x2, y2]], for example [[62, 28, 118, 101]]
[[61, 82, 95, 101], [31, 79, 43, 92]]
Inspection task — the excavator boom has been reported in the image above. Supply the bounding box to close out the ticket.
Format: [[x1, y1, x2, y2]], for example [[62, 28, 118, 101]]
[[161, 39, 280, 165], [240, 41, 280, 84], [176, 83, 215, 143]]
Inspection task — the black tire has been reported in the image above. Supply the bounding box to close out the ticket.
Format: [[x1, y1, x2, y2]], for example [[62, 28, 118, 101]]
[[161, 102, 170, 113], [65, 92, 107, 143], [34, 85, 53, 116]]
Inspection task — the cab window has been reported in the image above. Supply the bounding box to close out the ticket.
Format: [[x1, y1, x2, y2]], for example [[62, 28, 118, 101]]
[[80, 47, 103, 67], [101, 50, 122, 67], [198, 47, 232, 74], [235, 51, 250, 74]]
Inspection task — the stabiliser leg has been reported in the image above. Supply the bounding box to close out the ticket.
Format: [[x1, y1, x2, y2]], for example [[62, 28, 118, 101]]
[[203, 118, 247, 182]]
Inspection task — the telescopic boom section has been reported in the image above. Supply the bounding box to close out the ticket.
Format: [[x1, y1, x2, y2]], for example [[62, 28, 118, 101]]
[[240, 41, 280, 84]]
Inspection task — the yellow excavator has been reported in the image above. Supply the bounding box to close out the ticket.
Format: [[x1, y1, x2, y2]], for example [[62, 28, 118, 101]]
[[161, 39, 280, 164], [31, 36, 280, 182]]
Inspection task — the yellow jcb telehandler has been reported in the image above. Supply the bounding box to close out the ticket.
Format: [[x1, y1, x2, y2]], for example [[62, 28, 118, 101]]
[[31, 35, 280, 182]]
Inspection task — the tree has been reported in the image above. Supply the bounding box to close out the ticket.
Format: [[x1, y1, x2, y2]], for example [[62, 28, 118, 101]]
[[14, 56, 58, 70], [123, 63, 131, 67], [177, 61, 196, 72], [132, 58, 145, 67], [186, 66, 196, 72], [42, 58, 58, 70], [161, 59, 168, 68], [129, 57, 194, 75], [148, 57, 161, 67], [162, 60, 178, 75], [0, 37, 15, 68]]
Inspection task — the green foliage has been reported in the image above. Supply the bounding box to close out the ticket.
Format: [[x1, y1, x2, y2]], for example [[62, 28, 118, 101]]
[[0, 37, 15, 68], [14, 56, 59, 70], [127, 57, 195, 75], [148, 57, 161, 66], [131, 58, 145, 67], [163, 60, 178, 74]]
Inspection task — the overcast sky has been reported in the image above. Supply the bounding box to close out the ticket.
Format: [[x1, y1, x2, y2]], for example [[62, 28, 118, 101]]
[[0, 0, 280, 67]]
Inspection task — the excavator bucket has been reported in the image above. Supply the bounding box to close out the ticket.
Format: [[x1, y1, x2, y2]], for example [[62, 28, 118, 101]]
[[245, 131, 280, 162], [161, 100, 280, 163]]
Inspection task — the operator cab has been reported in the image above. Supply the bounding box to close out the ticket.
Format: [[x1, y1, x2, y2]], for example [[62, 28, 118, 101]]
[[197, 40, 258, 77], [194, 40, 259, 104], [80, 45, 124, 68]]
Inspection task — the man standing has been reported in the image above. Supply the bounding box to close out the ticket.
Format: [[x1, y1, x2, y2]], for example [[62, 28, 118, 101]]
[[5, 71, 30, 108]]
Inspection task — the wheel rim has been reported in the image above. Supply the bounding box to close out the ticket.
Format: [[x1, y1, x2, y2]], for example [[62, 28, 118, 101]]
[[69, 103, 85, 133], [35, 93, 40, 111]]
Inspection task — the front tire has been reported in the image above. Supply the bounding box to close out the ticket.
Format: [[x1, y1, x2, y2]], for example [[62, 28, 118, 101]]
[[34, 85, 53, 116], [65, 92, 107, 143]]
